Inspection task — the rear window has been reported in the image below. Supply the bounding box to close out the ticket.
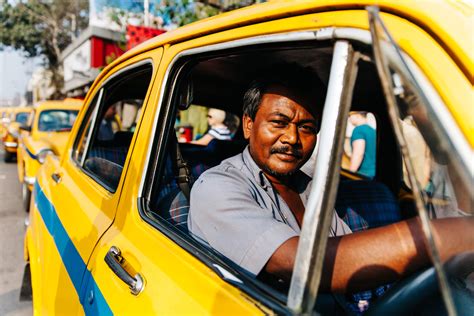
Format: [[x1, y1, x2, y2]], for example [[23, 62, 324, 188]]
[[15, 112, 30, 124], [38, 110, 78, 132]]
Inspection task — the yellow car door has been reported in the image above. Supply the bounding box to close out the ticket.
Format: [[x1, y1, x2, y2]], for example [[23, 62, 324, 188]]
[[29, 53, 159, 314]]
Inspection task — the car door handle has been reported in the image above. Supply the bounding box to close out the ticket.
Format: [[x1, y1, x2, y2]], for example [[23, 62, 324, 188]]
[[104, 246, 144, 295], [51, 172, 61, 184]]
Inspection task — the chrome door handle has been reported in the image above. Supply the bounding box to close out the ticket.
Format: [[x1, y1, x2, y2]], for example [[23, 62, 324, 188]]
[[104, 246, 144, 295], [51, 172, 61, 184]]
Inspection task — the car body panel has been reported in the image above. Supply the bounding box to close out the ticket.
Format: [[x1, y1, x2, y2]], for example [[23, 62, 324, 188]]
[[24, 1, 472, 314], [27, 158, 85, 315]]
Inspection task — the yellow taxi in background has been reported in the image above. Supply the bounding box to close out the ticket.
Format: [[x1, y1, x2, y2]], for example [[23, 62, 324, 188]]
[[17, 99, 82, 212], [2, 107, 33, 162], [0, 107, 12, 138], [24, 1, 472, 315]]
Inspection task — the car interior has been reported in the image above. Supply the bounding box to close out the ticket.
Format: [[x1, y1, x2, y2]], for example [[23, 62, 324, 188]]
[[76, 65, 152, 191], [146, 40, 410, 233]]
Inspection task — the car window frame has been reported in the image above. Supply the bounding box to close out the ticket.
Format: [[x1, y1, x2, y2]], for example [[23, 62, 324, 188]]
[[135, 27, 387, 313], [367, 6, 473, 313], [71, 59, 154, 192]]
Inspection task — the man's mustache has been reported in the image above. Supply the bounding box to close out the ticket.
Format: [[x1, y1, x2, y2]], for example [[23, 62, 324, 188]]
[[270, 145, 303, 159]]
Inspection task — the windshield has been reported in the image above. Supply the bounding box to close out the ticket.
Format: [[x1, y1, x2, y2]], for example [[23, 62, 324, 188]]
[[38, 110, 78, 132], [15, 112, 30, 124]]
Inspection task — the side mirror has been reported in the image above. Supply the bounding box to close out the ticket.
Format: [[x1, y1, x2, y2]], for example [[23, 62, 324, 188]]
[[19, 125, 32, 132]]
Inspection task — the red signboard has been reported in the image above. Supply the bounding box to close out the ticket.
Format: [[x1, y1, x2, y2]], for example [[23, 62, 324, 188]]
[[126, 25, 166, 50], [90, 36, 125, 68]]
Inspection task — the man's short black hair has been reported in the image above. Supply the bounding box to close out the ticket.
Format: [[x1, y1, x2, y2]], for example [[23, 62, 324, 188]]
[[242, 64, 327, 121]]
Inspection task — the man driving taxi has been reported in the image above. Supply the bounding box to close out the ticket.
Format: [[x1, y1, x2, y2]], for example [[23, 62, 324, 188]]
[[187, 65, 473, 292]]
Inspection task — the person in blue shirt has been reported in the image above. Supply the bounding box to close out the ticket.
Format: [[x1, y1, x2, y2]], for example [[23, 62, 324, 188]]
[[349, 111, 376, 178]]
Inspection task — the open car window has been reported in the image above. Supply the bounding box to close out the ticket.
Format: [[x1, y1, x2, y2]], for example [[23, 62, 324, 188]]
[[141, 38, 340, 312], [72, 63, 152, 192]]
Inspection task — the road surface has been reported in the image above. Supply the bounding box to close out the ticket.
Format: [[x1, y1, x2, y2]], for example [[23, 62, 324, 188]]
[[0, 149, 32, 316]]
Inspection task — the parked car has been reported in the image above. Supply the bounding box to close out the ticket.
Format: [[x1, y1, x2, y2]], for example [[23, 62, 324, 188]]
[[17, 99, 82, 212], [0, 107, 12, 136], [23, 1, 472, 315], [2, 107, 33, 162]]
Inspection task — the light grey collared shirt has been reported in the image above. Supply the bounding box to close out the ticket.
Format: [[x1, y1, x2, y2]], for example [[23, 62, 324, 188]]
[[188, 146, 351, 275]]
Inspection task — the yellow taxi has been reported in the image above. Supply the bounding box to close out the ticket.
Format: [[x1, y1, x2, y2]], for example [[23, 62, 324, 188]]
[[2, 107, 33, 162], [24, 1, 473, 314], [0, 107, 13, 139], [0, 107, 12, 133], [17, 99, 82, 212]]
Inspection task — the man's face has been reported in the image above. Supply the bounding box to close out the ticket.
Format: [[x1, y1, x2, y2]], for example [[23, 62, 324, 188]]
[[243, 85, 319, 180]]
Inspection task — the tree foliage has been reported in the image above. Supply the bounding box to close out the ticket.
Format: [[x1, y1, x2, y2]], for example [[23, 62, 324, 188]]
[[104, 0, 220, 32], [0, 0, 88, 98], [157, 0, 220, 28]]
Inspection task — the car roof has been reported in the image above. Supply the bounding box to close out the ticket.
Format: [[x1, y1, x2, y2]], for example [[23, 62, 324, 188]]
[[10, 107, 33, 114], [106, 0, 471, 81], [35, 98, 83, 111]]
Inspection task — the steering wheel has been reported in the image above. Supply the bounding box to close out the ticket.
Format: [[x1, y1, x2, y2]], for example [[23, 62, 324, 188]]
[[367, 252, 474, 315]]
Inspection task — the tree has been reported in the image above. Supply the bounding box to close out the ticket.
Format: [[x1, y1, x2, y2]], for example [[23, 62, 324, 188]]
[[0, 0, 88, 99], [103, 0, 220, 32], [156, 0, 220, 28]]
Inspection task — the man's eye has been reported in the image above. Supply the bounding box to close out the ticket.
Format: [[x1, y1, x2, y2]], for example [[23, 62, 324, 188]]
[[271, 120, 287, 127], [300, 125, 317, 134]]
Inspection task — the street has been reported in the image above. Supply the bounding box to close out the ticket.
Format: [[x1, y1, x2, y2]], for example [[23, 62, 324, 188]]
[[0, 149, 32, 316]]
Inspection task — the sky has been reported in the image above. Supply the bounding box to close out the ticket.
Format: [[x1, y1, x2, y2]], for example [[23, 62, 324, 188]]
[[0, 50, 39, 105]]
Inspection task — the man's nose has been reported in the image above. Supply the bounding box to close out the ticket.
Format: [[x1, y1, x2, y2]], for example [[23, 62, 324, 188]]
[[280, 123, 299, 144]]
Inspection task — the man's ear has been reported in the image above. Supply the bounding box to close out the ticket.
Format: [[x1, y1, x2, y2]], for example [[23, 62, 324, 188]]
[[242, 114, 253, 140]]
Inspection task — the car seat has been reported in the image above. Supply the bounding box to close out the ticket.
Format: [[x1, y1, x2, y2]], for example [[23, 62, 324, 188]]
[[335, 179, 401, 230], [152, 138, 247, 234]]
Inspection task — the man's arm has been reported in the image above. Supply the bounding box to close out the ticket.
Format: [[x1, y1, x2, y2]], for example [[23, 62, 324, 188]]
[[349, 139, 365, 173], [263, 216, 474, 293]]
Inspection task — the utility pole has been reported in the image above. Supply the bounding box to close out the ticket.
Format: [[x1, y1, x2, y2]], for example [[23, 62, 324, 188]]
[[144, 0, 150, 27]]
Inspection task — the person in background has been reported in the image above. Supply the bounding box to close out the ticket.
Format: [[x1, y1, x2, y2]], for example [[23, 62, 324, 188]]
[[98, 105, 120, 141], [191, 108, 232, 145], [349, 111, 376, 178]]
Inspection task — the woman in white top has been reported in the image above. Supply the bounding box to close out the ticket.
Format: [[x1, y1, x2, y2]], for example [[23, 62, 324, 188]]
[[191, 108, 232, 145]]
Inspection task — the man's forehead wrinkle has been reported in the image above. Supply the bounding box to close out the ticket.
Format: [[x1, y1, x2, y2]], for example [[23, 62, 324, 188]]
[[268, 112, 317, 126], [260, 91, 318, 123], [269, 111, 291, 119]]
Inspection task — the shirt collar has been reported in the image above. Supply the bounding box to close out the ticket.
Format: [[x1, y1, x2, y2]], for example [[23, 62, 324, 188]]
[[242, 146, 271, 190]]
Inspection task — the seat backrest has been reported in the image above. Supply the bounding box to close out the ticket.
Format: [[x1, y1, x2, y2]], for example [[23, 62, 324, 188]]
[[159, 189, 190, 233], [88, 146, 129, 166], [152, 139, 248, 233], [335, 179, 401, 230], [180, 139, 247, 169]]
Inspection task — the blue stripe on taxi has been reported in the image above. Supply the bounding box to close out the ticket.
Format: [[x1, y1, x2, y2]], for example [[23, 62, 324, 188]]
[[34, 181, 112, 315]]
